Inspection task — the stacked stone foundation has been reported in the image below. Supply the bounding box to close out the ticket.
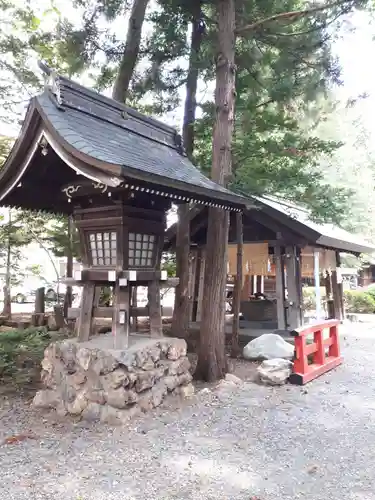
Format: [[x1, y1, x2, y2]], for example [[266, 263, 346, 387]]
[[33, 334, 193, 424]]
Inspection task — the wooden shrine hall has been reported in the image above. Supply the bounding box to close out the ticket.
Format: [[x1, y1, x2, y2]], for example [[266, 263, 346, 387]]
[[0, 66, 248, 348], [165, 195, 375, 332]]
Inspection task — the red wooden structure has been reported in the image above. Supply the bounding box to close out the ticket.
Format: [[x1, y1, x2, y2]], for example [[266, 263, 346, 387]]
[[289, 319, 343, 385]]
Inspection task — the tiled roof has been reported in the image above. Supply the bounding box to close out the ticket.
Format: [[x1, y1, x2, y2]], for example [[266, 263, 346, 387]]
[[35, 75, 248, 208]]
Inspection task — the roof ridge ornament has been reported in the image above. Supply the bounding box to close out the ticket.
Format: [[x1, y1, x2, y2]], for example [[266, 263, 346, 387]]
[[38, 60, 62, 106]]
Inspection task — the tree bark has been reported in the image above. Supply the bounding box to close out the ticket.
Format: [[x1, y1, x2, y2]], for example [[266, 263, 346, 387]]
[[196, 0, 236, 381], [172, 2, 203, 338], [112, 0, 150, 104], [231, 212, 243, 357]]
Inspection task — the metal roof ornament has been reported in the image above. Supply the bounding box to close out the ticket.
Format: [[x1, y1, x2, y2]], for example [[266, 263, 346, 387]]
[[38, 60, 62, 106]]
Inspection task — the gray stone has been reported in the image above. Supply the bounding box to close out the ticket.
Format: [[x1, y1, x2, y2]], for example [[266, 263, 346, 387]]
[[257, 358, 293, 385], [58, 341, 77, 373], [67, 391, 88, 415], [243, 334, 294, 361], [125, 389, 138, 404], [225, 373, 243, 385], [165, 357, 191, 376], [61, 383, 77, 404], [100, 405, 140, 425], [167, 339, 187, 360], [100, 368, 129, 390], [81, 402, 102, 422], [68, 371, 87, 390], [164, 375, 179, 392], [178, 372, 193, 386], [151, 381, 167, 407], [41, 369, 56, 389], [137, 390, 153, 412], [92, 351, 119, 375], [76, 347, 94, 371], [33, 390, 60, 409], [176, 383, 195, 398], [135, 371, 155, 392], [86, 389, 106, 405], [106, 387, 129, 409]]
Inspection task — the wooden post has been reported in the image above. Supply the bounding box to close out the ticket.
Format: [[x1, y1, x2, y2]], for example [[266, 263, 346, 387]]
[[324, 270, 334, 319], [335, 251, 345, 321], [274, 244, 287, 330], [34, 287, 45, 314], [314, 248, 322, 319], [231, 212, 243, 357], [188, 249, 197, 323], [131, 285, 138, 332], [77, 282, 95, 342], [285, 245, 303, 329], [112, 281, 130, 349], [148, 280, 162, 336]]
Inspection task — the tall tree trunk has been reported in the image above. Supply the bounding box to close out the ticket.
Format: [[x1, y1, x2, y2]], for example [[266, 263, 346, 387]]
[[2, 209, 12, 318], [172, 2, 203, 338], [63, 216, 73, 318], [196, 0, 236, 381], [112, 0, 150, 103]]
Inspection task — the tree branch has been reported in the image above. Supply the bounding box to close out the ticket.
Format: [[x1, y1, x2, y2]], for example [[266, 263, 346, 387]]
[[236, 0, 355, 35]]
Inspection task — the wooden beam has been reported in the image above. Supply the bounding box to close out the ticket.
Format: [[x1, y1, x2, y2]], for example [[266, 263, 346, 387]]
[[148, 280, 162, 337], [285, 245, 303, 329], [112, 281, 130, 349], [61, 272, 178, 286], [77, 283, 95, 342], [274, 244, 287, 330]]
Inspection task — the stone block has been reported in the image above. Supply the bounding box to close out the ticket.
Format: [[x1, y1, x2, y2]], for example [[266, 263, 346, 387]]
[[167, 339, 187, 360], [100, 405, 140, 425], [67, 391, 88, 415], [176, 383, 195, 398], [86, 389, 106, 405], [82, 402, 102, 422], [151, 380, 167, 407], [33, 390, 60, 409], [164, 375, 179, 392], [100, 368, 129, 391], [106, 387, 130, 409], [135, 371, 155, 393], [165, 357, 191, 376]]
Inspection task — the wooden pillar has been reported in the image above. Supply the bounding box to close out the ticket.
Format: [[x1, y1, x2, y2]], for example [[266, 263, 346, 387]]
[[336, 252, 345, 321], [285, 245, 303, 329], [231, 212, 243, 357], [325, 271, 335, 319], [34, 287, 45, 314], [112, 280, 130, 349], [314, 248, 322, 319], [274, 244, 287, 330], [77, 282, 95, 342], [148, 280, 162, 336]]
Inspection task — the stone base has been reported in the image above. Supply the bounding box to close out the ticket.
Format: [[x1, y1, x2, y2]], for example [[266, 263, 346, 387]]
[[33, 334, 193, 424]]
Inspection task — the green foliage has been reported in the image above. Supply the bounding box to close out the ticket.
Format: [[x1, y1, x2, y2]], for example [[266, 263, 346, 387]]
[[302, 286, 326, 312], [162, 252, 176, 277], [0, 326, 52, 386], [44, 216, 81, 261], [344, 290, 375, 314]]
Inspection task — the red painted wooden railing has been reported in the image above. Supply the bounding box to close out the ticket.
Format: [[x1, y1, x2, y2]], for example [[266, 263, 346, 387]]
[[289, 319, 343, 385]]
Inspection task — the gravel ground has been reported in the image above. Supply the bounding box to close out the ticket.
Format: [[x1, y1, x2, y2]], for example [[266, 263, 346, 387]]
[[1, 323, 374, 500]]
